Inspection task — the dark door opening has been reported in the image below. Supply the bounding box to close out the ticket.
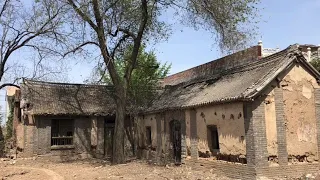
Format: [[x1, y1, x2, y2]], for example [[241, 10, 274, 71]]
[[207, 125, 220, 153], [170, 120, 181, 165], [146, 126, 152, 146], [104, 116, 115, 158]]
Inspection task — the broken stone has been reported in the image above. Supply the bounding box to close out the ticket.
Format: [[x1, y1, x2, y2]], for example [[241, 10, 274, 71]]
[[306, 174, 312, 178], [307, 155, 315, 163], [0, 158, 9, 161], [9, 160, 16, 165]]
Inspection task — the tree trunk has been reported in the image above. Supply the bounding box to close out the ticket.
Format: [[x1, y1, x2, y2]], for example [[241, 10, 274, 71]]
[[125, 116, 136, 156], [112, 91, 126, 164]]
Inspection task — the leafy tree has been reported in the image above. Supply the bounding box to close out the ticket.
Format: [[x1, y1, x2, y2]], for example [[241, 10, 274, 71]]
[[97, 45, 170, 155], [5, 100, 13, 140], [41, 0, 260, 164], [99, 45, 171, 109], [310, 57, 320, 72]]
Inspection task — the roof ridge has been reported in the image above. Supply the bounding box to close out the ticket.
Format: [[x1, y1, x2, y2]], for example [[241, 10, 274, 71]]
[[23, 79, 114, 88]]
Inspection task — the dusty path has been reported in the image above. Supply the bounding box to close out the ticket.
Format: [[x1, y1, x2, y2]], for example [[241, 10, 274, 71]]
[[1, 166, 64, 180], [0, 158, 234, 180], [1, 158, 319, 180]]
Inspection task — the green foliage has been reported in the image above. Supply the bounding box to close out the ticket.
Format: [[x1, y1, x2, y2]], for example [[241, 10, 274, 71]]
[[5, 101, 14, 140], [185, 0, 260, 52], [100, 45, 171, 110], [310, 57, 320, 72]]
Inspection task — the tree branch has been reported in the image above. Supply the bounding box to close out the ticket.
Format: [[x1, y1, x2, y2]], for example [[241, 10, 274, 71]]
[[0, 0, 10, 18], [111, 34, 130, 58], [63, 41, 99, 57], [124, 0, 149, 83], [92, 0, 121, 90], [67, 0, 98, 31], [0, 83, 20, 90]]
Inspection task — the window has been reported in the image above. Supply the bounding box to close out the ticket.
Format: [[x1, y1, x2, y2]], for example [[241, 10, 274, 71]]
[[51, 119, 74, 147], [146, 126, 152, 146], [207, 125, 219, 151]]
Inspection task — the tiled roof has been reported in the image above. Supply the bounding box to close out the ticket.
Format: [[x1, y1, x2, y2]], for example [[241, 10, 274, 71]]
[[21, 80, 116, 116], [146, 44, 320, 113]]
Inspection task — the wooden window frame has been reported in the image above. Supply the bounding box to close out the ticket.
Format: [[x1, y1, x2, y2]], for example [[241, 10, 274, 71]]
[[51, 119, 74, 149]]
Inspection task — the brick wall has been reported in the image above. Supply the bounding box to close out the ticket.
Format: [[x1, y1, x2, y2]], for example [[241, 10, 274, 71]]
[[140, 110, 187, 165], [17, 115, 107, 158], [74, 117, 92, 154], [96, 117, 105, 158], [274, 86, 288, 166], [189, 109, 198, 159], [187, 159, 255, 179], [35, 117, 51, 155], [244, 97, 268, 169], [187, 159, 319, 180], [315, 89, 320, 161], [163, 46, 261, 86]]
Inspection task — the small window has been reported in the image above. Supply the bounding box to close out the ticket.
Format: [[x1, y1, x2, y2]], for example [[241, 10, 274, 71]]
[[207, 125, 219, 151], [146, 126, 152, 146], [51, 119, 74, 147]]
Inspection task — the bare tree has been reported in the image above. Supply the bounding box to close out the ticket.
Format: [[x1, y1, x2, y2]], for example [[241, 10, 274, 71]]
[[0, 0, 69, 89], [49, 0, 260, 164]]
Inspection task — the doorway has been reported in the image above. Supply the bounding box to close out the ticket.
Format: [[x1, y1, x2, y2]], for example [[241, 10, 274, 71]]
[[170, 120, 181, 165], [104, 116, 115, 158]]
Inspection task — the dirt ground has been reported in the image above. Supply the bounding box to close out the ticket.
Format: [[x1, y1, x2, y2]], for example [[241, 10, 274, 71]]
[[0, 158, 236, 180]]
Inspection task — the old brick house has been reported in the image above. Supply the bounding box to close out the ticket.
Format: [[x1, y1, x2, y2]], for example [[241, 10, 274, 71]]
[[138, 44, 320, 179], [11, 43, 320, 179], [13, 80, 118, 159]]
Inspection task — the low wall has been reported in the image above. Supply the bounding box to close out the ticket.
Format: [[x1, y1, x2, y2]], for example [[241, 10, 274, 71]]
[[187, 159, 319, 180]]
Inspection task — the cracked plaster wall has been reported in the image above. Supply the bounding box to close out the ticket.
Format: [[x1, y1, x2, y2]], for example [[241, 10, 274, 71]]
[[282, 64, 319, 161], [195, 102, 246, 156]]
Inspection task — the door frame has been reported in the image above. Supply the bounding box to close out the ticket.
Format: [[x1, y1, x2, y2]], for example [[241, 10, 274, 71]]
[[169, 120, 182, 165]]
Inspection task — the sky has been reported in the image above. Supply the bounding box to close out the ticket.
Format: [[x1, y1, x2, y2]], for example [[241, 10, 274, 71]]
[[2, 0, 320, 120], [67, 0, 320, 83]]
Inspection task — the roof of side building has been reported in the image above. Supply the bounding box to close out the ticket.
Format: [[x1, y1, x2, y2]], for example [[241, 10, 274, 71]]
[[146, 44, 320, 113], [20, 80, 116, 116]]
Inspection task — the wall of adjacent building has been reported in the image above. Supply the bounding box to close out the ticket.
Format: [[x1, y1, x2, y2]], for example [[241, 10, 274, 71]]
[[140, 103, 246, 163], [281, 64, 319, 162], [263, 87, 278, 157], [138, 110, 186, 164], [194, 102, 246, 157]]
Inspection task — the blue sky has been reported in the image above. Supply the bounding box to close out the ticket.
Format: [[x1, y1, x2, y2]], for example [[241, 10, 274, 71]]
[[68, 0, 320, 83], [1, 0, 320, 120]]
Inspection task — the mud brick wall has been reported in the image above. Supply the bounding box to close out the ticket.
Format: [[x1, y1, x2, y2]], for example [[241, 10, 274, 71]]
[[315, 88, 320, 160], [257, 164, 319, 179], [35, 117, 51, 155], [18, 115, 105, 158], [187, 159, 255, 179], [188, 159, 319, 180], [189, 109, 198, 159], [96, 117, 105, 158], [73, 117, 91, 154]]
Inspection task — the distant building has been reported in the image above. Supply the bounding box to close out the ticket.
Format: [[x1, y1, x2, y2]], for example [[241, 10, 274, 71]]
[[6, 86, 19, 119], [299, 44, 320, 62]]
